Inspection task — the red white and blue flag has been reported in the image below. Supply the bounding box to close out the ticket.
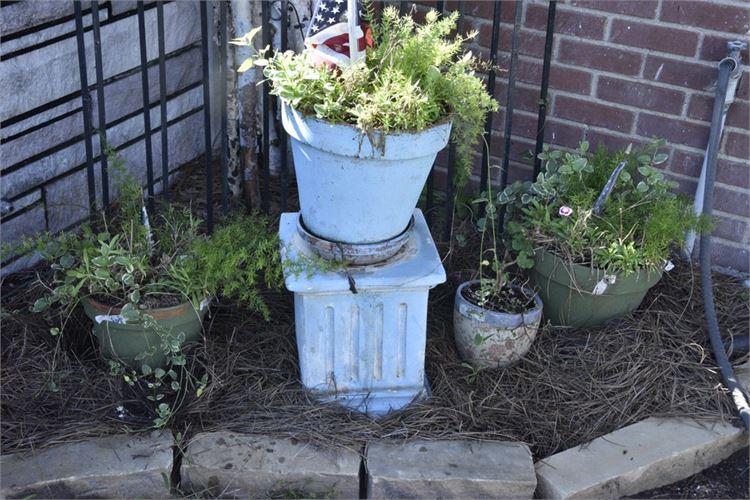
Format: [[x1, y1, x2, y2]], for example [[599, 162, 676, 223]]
[[305, 0, 371, 68]]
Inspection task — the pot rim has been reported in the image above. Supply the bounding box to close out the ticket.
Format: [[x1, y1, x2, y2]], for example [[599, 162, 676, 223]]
[[82, 296, 205, 321], [282, 100, 453, 136], [456, 279, 543, 318], [533, 248, 665, 276]]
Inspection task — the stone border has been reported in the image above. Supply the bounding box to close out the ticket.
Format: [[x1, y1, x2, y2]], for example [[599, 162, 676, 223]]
[[2, 363, 747, 499], [535, 417, 747, 499], [179, 432, 361, 499], [0, 431, 173, 499], [366, 439, 536, 499]]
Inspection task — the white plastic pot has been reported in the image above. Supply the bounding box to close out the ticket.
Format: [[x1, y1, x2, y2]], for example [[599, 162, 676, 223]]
[[281, 102, 452, 244]]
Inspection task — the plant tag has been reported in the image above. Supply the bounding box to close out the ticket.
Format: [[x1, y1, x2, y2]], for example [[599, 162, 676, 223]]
[[664, 260, 675, 272], [592, 275, 617, 295], [94, 314, 127, 324]]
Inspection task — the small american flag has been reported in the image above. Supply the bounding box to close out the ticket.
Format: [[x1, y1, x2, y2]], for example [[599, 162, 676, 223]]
[[305, 0, 372, 68]]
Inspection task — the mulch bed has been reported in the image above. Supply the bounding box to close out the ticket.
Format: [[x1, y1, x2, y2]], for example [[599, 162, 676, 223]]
[[2, 161, 748, 460], [2, 247, 747, 460]]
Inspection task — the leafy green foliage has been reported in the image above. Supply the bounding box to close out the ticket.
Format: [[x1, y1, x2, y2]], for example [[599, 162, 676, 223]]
[[20, 148, 282, 428], [499, 140, 704, 275], [177, 214, 283, 321], [235, 7, 497, 188]]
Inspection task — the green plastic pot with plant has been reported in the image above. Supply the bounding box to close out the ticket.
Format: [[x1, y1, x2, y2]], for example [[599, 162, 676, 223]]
[[453, 163, 543, 369], [20, 149, 282, 427], [235, 4, 496, 245], [499, 139, 704, 328]]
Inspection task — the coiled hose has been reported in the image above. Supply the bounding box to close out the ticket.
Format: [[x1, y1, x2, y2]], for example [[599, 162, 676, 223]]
[[699, 56, 750, 431]]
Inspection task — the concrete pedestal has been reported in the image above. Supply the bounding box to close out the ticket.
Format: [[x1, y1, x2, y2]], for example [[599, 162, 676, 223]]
[[280, 209, 445, 416]]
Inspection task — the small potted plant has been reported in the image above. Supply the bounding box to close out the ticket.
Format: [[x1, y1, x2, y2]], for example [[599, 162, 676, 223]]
[[236, 5, 497, 244], [499, 140, 703, 328], [28, 156, 282, 370], [453, 164, 543, 369]]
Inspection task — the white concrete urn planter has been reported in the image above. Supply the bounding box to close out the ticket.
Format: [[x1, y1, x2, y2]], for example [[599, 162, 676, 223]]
[[281, 102, 452, 244], [453, 281, 544, 368]]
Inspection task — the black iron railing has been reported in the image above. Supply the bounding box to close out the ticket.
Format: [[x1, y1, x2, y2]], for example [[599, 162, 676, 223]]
[[2, 0, 557, 265]]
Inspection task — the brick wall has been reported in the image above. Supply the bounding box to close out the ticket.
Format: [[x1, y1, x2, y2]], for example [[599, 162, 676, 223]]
[[430, 0, 750, 272]]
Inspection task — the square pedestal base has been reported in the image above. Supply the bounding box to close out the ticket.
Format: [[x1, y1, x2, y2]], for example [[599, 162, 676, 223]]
[[280, 209, 445, 417], [315, 382, 431, 417]]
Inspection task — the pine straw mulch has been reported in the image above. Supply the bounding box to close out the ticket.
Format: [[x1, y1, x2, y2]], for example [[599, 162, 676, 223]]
[[2, 252, 747, 459]]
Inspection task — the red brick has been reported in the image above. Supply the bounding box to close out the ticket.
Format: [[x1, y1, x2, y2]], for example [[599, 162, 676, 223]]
[[660, 1, 750, 34], [526, 4, 607, 39], [461, 1, 517, 23], [609, 19, 699, 57], [736, 71, 750, 101], [507, 59, 592, 96], [543, 119, 587, 149], [711, 215, 748, 243], [597, 76, 685, 115], [700, 35, 747, 62], [665, 172, 698, 196], [502, 110, 585, 149], [499, 27, 547, 58], [708, 241, 748, 272], [494, 82, 543, 114], [472, 21, 546, 58], [489, 134, 536, 164], [569, 0, 658, 19], [717, 157, 750, 189], [508, 111, 542, 141], [559, 39, 642, 76], [687, 94, 750, 129], [714, 187, 750, 218], [636, 113, 709, 149], [723, 131, 749, 160], [643, 56, 715, 91], [554, 96, 635, 133], [670, 149, 703, 178], [585, 130, 646, 153], [547, 65, 592, 95], [671, 150, 750, 189]]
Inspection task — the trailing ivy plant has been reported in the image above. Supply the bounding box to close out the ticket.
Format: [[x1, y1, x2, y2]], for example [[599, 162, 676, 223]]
[[498, 140, 706, 275], [234, 4, 497, 188]]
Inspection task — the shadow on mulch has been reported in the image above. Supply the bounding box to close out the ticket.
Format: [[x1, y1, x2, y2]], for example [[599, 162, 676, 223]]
[[1, 160, 748, 461], [634, 448, 749, 499]]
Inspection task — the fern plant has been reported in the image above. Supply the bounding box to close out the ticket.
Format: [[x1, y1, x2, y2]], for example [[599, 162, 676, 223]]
[[235, 5, 497, 188]]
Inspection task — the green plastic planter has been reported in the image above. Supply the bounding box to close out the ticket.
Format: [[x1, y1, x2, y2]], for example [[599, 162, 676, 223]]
[[82, 298, 206, 367], [529, 250, 663, 328]]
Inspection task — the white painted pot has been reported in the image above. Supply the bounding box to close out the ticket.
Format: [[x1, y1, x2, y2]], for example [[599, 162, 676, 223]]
[[281, 102, 452, 244], [453, 281, 543, 368]]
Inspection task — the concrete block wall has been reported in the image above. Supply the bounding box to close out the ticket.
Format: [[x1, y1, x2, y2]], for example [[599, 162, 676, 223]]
[[429, 0, 749, 272], [1, 1, 210, 273]]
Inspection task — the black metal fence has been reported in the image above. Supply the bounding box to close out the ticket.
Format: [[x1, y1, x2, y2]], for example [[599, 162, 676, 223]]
[[4, 0, 557, 251]]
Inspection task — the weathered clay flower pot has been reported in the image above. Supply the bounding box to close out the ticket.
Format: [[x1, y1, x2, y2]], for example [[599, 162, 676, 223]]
[[453, 281, 543, 368]]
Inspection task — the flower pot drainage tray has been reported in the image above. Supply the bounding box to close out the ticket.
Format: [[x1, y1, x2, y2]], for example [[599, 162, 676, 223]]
[[296, 215, 414, 265]]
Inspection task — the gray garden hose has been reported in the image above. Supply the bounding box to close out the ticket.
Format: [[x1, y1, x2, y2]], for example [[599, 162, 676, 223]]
[[699, 53, 750, 431]]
